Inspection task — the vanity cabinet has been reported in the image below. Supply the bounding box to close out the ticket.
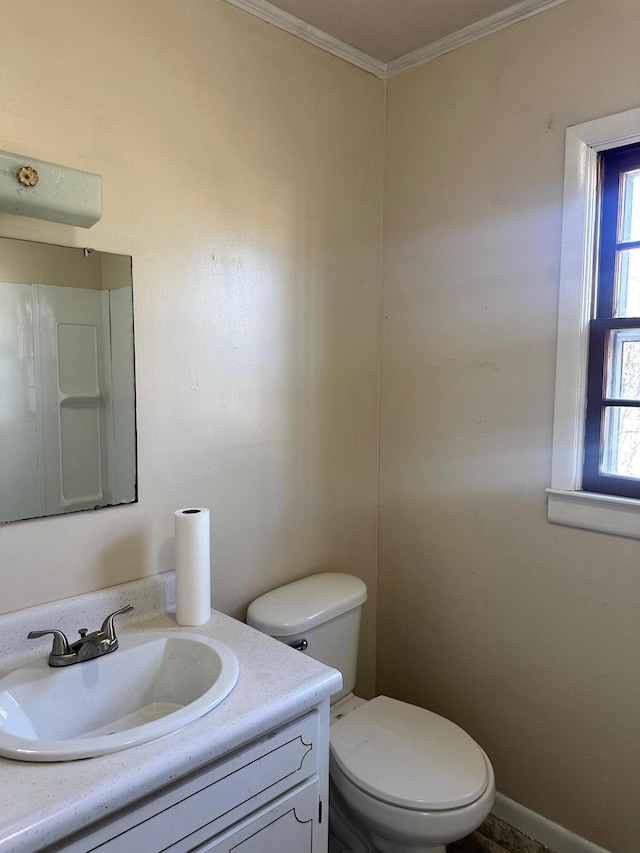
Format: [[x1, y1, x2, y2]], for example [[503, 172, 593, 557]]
[[48, 709, 325, 853]]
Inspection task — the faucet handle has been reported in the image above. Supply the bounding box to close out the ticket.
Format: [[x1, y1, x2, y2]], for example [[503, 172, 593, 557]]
[[27, 629, 71, 656], [100, 604, 134, 642]]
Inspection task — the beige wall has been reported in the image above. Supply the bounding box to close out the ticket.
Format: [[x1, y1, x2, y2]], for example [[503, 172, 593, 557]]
[[0, 0, 383, 697], [379, 1, 640, 851]]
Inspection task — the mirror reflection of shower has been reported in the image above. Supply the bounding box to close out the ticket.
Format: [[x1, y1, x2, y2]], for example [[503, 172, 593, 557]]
[[0, 237, 136, 523]]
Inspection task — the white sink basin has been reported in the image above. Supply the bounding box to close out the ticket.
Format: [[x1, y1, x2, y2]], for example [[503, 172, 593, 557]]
[[0, 631, 239, 762]]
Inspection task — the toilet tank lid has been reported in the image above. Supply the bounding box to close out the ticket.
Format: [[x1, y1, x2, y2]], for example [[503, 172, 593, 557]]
[[246, 573, 368, 637]]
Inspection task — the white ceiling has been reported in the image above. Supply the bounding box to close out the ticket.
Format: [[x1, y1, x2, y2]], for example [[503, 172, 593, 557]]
[[224, 0, 569, 76]]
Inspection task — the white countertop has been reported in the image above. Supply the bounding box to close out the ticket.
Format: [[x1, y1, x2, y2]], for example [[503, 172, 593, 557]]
[[0, 576, 341, 853]]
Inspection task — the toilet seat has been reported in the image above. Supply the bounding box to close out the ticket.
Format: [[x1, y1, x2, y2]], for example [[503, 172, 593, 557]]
[[330, 696, 489, 811]]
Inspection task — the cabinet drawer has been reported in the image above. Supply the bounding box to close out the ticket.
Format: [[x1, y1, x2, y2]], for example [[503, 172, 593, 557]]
[[190, 777, 319, 853], [54, 711, 319, 853]]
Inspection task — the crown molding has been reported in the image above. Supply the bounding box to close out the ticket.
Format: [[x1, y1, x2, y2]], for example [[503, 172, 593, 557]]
[[222, 0, 387, 78], [222, 0, 570, 80], [386, 0, 570, 78]]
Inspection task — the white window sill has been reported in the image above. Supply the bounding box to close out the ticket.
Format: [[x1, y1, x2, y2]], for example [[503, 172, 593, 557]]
[[547, 488, 640, 539]]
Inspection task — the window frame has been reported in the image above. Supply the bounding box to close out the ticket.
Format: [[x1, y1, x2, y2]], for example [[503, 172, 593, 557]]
[[583, 142, 640, 498], [548, 106, 640, 538]]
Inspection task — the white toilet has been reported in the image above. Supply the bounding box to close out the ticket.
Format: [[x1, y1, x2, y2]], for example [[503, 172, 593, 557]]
[[247, 572, 495, 853]]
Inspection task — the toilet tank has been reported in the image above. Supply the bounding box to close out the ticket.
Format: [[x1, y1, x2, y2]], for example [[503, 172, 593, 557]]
[[246, 573, 368, 702]]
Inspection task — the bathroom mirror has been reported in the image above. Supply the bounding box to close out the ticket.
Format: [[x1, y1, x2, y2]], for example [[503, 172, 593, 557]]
[[0, 236, 137, 523]]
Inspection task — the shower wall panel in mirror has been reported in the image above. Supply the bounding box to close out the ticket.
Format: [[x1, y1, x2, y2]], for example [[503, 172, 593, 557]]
[[0, 237, 137, 523]]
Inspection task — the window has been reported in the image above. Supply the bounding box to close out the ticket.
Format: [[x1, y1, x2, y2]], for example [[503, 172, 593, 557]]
[[583, 142, 640, 498], [548, 107, 640, 538]]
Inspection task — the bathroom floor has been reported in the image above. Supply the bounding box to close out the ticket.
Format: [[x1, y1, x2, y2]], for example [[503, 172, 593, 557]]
[[448, 816, 556, 853]]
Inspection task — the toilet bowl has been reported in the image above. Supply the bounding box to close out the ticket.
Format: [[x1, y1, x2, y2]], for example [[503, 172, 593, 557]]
[[329, 695, 495, 853], [247, 573, 495, 853]]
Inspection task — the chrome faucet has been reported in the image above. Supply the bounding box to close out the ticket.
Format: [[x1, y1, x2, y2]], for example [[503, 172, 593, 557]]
[[28, 605, 134, 667]]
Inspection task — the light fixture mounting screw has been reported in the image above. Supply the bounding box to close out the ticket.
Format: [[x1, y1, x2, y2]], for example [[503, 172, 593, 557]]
[[17, 165, 39, 187]]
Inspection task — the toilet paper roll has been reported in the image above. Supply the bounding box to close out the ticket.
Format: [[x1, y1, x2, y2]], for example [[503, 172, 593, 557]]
[[174, 507, 211, 626]]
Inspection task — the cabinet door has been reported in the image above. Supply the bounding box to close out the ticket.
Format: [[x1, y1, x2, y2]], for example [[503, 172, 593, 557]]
[[198, 778, 319, 853]]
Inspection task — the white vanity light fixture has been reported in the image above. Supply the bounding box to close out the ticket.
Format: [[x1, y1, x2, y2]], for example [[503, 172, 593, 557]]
[[0, 149, 102, 228]]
